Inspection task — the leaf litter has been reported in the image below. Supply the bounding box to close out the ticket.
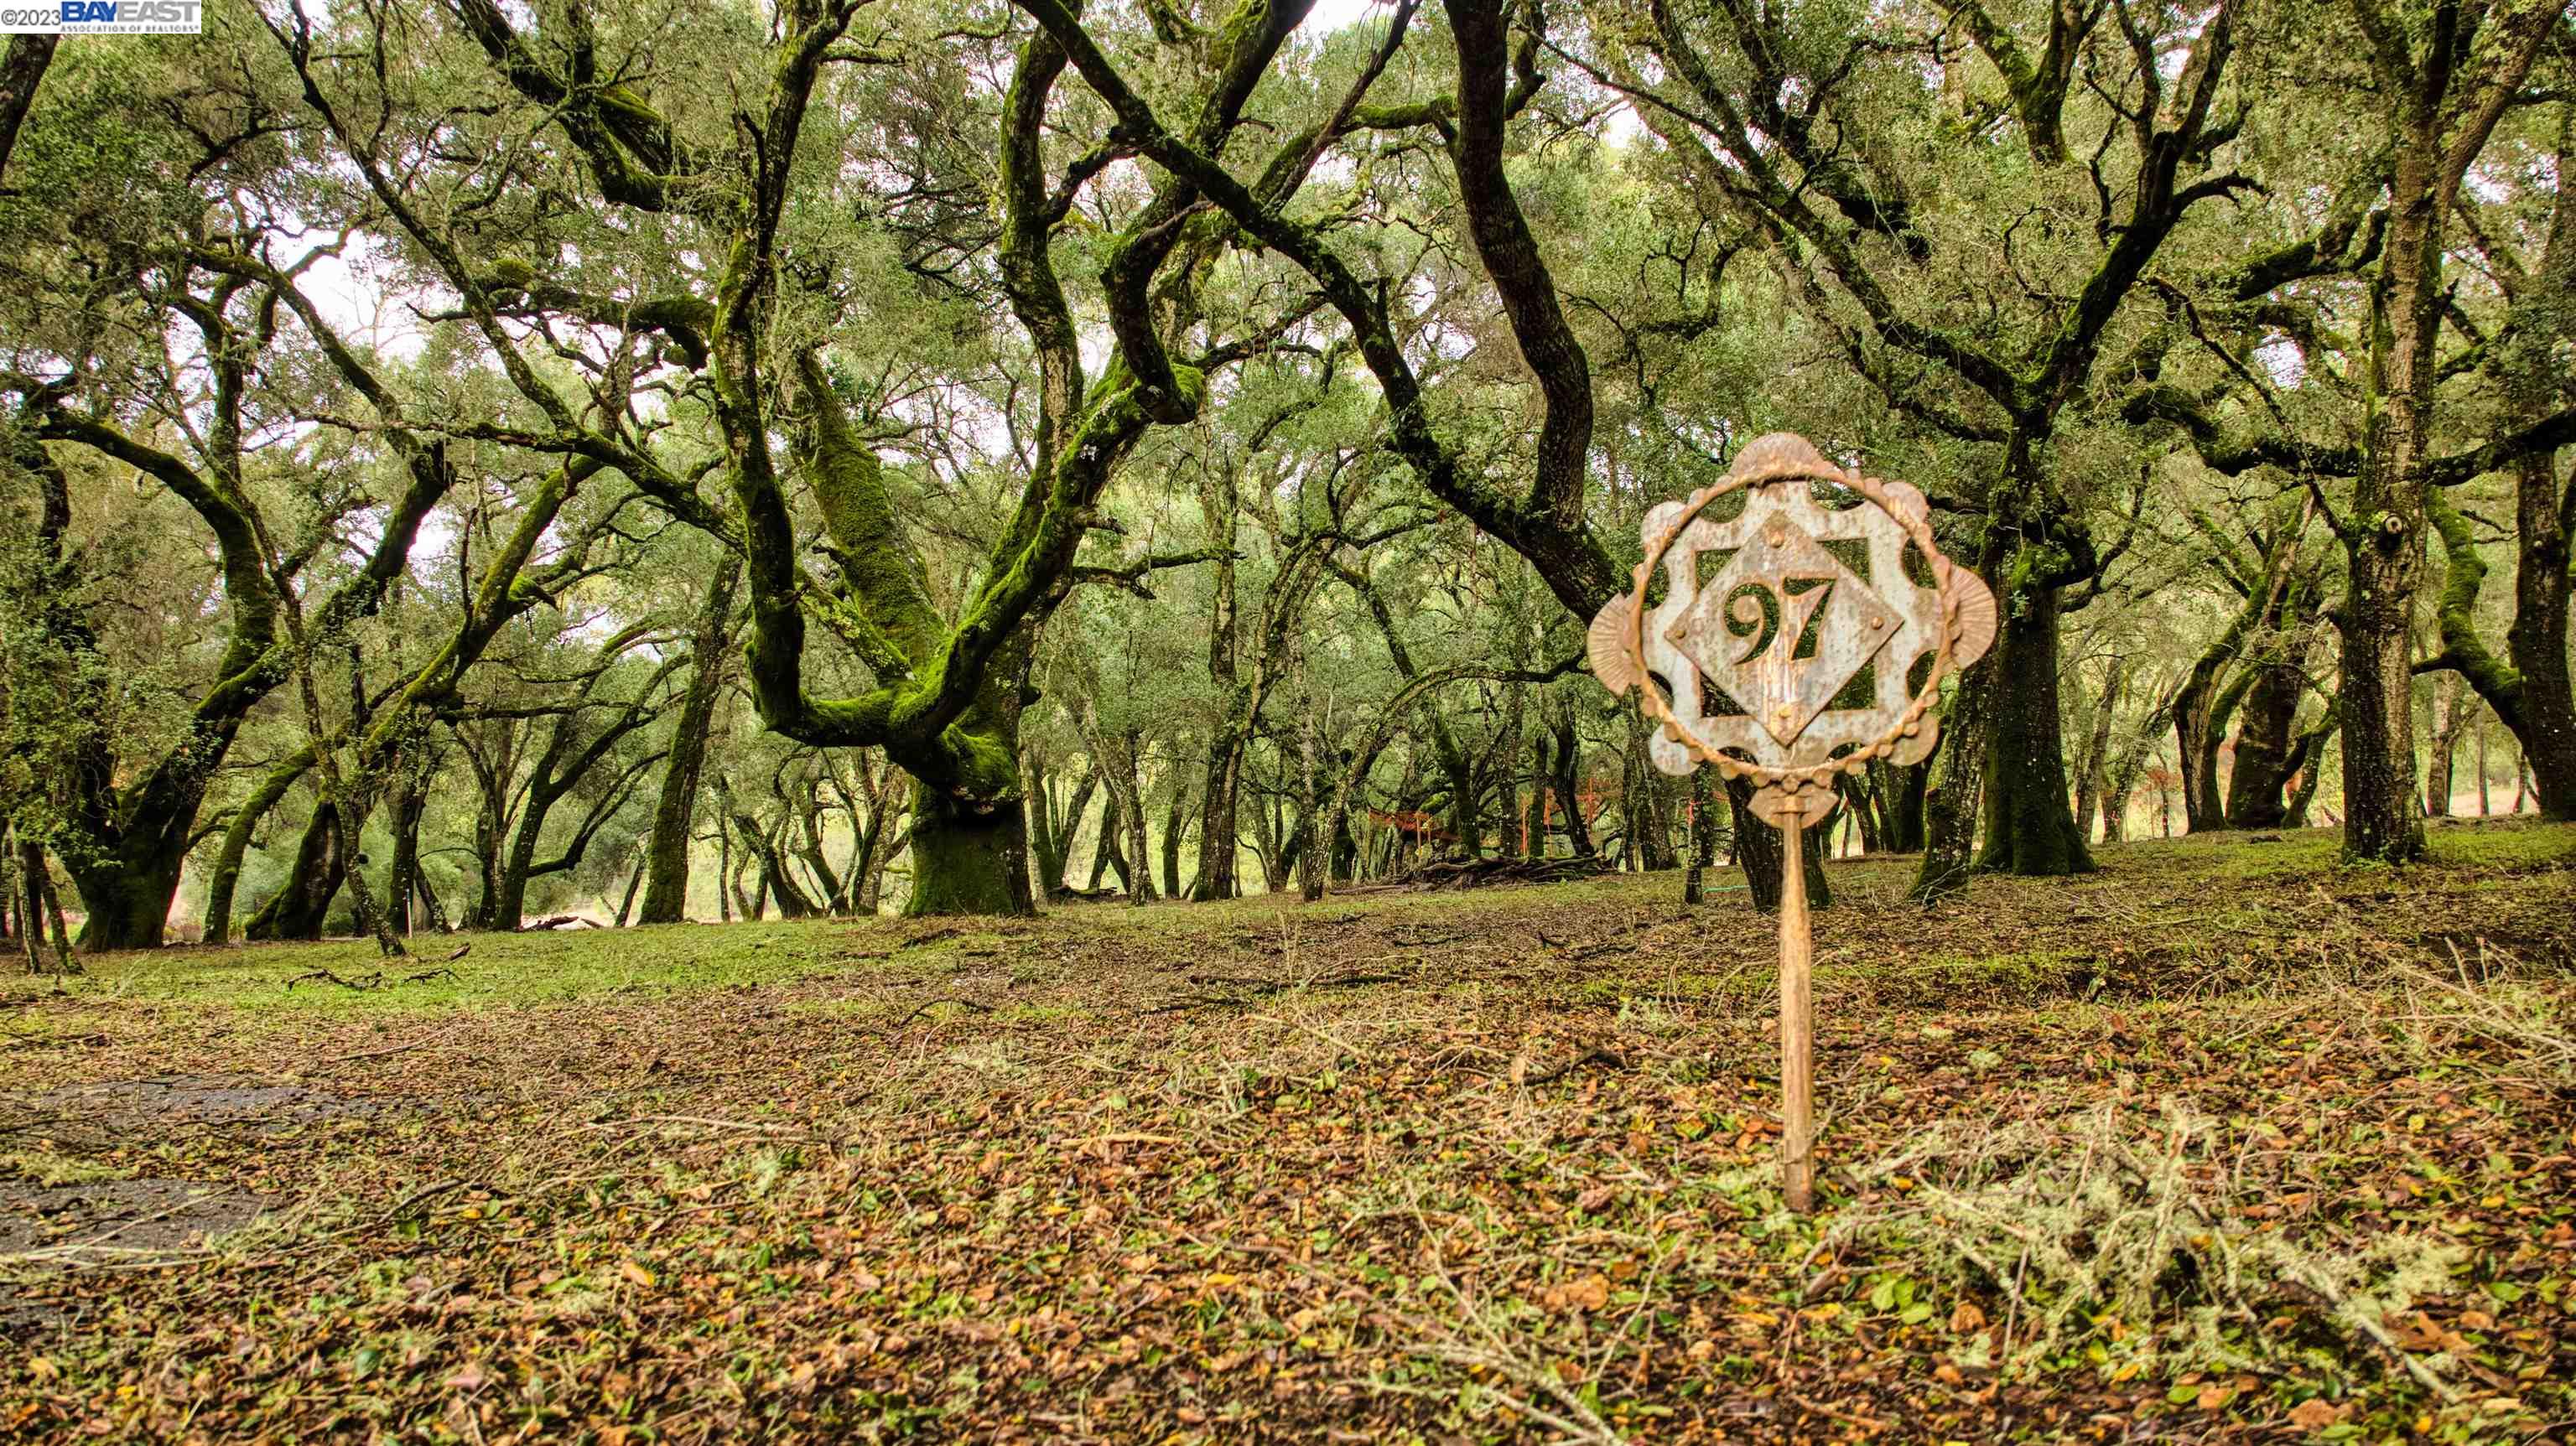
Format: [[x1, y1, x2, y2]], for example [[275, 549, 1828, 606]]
[[0, 822, 2569, 1443]]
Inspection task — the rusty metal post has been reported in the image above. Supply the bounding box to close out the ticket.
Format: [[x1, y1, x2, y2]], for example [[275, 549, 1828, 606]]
[[1776, 811, 1815, 1213]]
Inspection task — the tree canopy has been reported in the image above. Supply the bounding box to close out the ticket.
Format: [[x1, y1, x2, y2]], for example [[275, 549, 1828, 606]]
[[1, 0, 2570, 951]]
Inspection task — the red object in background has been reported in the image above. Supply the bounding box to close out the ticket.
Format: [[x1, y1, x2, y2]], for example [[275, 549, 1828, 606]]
[[1366, 808, 1455, 843]]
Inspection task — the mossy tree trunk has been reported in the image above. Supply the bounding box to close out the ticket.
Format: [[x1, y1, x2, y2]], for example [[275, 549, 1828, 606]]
[[1877, 751, 1932, 854], [615, 3, 1318, 923], [2330, 0, 2558, 862], [2171, 669, 2236, 835], [2339, 505, 2429, 863], [1031, 764, 1093, 899], [906, 783, 1033, 917], [1912, 647, 1994, 901], [1188, 453, 1244, 902], [637, 558, 740, 925], [2225, 658, 2306, 829], [62, 850, 186, 954], [243, 801, 345, 942], [2496, 450, 2576, 820], [1977, 580, 2095, 876], [1979, 600, 2096, 875], [384, 771, 428, 935], [2423, 673, 2475, 818], [1159, 787, 1187, 899], [13, 260, 455, 952], [783, 767, 846, 912], [2418, 374, 2576, 821], [731, 810, 819, 919], [1548, 712, 1594, 858], [2070, 659, 2126, 842]]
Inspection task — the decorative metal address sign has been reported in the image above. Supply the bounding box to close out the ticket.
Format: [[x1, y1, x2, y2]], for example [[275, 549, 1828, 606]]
[[1587, 433, 1995, 1211]]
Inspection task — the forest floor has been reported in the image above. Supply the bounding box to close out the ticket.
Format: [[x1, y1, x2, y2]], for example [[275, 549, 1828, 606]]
[[2, 821, 2572, 1444]]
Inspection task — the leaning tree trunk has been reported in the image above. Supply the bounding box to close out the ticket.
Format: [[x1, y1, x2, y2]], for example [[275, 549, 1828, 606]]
[[732, 811, 821, 919], [734, 845, 767, 920], [410, 859, 451, 935], [1086, 788, 1124, 894], [2225, 657, 2305, 829], [242, 801, 347, 941], [1978, 584, 2094, 875], [18, 840, 72, 972], [614, 854, 647, 926], [2283, 754, 2327, 827], [789, 780, 845, 911]]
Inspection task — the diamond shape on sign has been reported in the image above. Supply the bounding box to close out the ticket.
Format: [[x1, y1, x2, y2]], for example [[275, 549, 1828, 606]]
[[1667, 512, 1898, 746]]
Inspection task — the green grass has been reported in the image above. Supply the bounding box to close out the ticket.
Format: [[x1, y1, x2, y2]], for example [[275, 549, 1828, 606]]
[[34, 917, 894, 1016], [21, 816, 2569, 1025], [0, 1149, 135, 1186], [2102, 812, 2573, 879]]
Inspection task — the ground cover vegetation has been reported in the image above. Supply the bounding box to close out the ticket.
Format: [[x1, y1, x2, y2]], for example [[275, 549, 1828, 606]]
[[3, 826, 2573, 1440]]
